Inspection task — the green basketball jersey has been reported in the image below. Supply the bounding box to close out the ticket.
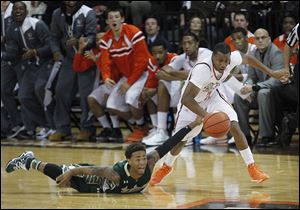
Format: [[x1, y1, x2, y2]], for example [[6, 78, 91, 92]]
[[62, 161, 151, 194], [110, 160, 151, 193]]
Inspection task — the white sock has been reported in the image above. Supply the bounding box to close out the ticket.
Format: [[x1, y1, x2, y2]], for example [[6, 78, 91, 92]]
[[97, 116, 111, 128], [157, 112, 167, 130], [164, 152, 179, 167], [150, 114, 157, 127], [110, 116, 120, 128], [239, 147, 254, 166], [136, 117, 144, 126]]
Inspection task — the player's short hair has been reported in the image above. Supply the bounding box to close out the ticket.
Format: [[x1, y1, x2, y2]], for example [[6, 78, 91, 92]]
[[182, 31, 199, 43], [152, 38, 167, 50], [231, 27, 247, 37], [213, 43, 231, 55], [125, 143, 146, 159], [105, 7, 124, 19]]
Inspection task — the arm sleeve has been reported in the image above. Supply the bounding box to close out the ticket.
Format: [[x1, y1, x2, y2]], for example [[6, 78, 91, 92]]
[[98, 42, 112, 81], [72, 53, 95, 72], [145, 58, 158, 88], [154, 125, 192, 158], [168, 54, 185, 70], [82, 10, 97, 50], [49, 10, 62, 54], [35, 21, 52, 59], [127, 36, 149, 85]]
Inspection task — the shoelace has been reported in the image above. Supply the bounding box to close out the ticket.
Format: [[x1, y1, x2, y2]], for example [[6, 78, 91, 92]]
[[13, 161, 27, 170]]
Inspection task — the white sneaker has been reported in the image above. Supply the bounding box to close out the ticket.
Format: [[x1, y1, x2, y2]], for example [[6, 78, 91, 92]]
[[142, 127, 157, 141], [36, 128, 56, 140], [200, 136, 227, 145], [143, 129, 169, 146], [7, 126, 25, 139], [227, 137, 235, 145]]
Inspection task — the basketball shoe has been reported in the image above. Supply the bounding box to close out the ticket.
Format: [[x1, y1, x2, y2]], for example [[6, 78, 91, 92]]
[[6, 151, 35, 173], [247, 163, 270, 183], [149, 163, 173, 186]]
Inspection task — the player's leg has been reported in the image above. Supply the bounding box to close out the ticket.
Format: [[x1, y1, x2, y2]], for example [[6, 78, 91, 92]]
[[5, 151, 62, 181], [5, 151, 96, 192], [88, 84, 114, 142], [210, 92, 269, 183], [142, 99, 158, 141], [144, 81, 172, 146], [124, 72, 149, 143], [150, 108, 202, 185]]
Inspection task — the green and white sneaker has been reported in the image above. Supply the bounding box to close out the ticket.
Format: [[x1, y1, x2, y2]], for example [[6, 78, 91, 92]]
[[5, 151, 35, 173]]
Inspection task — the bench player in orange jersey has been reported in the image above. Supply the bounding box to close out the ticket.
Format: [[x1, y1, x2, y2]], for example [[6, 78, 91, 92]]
[[138, 39, 177, 141], [99, 7, 151, 143]]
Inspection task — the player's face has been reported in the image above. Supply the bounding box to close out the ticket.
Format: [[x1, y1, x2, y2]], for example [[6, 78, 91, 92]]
[[145, 18, 159, 36], [282, 17, 296, 35], [107, 11, 124, 32], [231, 32, 248, 52], [128, 151, 147, 175], [234, 15, 248, 29], [12, 2, 27, 24], [182, 36, 198, 56], [190, 17, 202, 32], [212, 52, 230, 72], [151, 45, 167, 66]]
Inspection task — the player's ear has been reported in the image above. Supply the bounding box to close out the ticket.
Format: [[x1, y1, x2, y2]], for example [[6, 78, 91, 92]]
[[121, 17, 125, 23]]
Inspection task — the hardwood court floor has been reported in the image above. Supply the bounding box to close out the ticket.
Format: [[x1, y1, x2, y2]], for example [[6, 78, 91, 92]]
[[1, 144, 299, 209]]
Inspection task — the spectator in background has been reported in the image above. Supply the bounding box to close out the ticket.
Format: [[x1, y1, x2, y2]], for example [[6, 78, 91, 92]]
[[273, 15, 298, 66], [23, 1, 47, 20], [42, 1, 60, 26], [186, 16, 208, 48], [224, 11, 255, 51], [144, 15, 172, 52], [234, 28, 284, 147], [86, 1, 120, 33], [119, 1, 151, 29], [1, 1, 24, 138], [48, 1, 97, 142], [3, 1, 54, 139]]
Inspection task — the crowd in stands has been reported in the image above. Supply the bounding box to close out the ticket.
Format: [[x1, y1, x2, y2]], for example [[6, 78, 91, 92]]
[[1, 1, 299, 149]]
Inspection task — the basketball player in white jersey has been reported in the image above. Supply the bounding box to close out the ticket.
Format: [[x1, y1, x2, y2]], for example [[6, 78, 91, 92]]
[[149, 42, 285, 185]]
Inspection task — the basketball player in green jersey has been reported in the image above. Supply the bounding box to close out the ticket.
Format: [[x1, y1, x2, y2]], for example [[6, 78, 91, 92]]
[[5, 116, 202, 194]]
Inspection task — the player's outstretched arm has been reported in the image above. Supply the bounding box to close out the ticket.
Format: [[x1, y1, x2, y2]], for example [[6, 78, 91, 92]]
[[241, 53, 288, 80], [56, 166, 120, 187], [146, 116, 202, 171]]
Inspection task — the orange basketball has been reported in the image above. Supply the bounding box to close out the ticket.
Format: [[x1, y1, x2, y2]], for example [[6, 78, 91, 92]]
[[203, 112, 231, 138]]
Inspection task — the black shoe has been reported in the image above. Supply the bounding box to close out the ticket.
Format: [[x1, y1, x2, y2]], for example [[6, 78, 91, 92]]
[[15, 130, 36, 140], [96, 128, 113, 143], [1, 132, 7, 139], [279, 116, 294, 147], [255, 137, 272, 148], [108, 128, 123, 143]]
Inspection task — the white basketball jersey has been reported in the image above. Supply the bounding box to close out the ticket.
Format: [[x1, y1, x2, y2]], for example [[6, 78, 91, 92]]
[[180, 51, 243, 103], [168, 48, 212, 71]]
